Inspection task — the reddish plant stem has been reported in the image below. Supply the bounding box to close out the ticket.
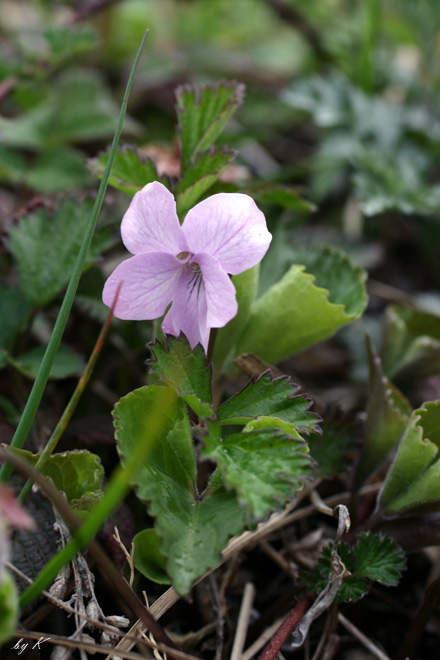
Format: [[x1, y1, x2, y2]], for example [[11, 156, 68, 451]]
[[258, 594, 313, 660]]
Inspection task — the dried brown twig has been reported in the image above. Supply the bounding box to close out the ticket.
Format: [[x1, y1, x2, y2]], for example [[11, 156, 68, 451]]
[[230, 582, 256, 660]]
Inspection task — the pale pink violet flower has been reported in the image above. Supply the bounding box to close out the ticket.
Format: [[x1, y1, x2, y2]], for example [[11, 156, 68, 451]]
[[103, 181, 272, 351]]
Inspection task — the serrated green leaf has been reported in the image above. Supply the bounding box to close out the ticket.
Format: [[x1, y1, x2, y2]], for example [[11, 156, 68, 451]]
[[355, 337, 411, 485], [148, 336, 213, 418], [176, 147, 236, 216], [293, 245, 368, 318], [237, 246, 367, 363], [0, 286, 32, 351], [381, 305, 440, 381], [176, 81, 244, 168], [354, 533, 405, 586], [151, 482, 246, 595], [6, 344, 85, 380], [8, 198, 108, 306], [305, 534, 406, 603], [0, 571, 19, 643], [303, 543, 368, 603], [218, 371, 319, 434], [378, 401, 440, 514], [10, 448, 104, 511], [89, 145, 159, 196], [337, 575, 369, 602], [133, 529, 171, 585], [114, 387, 246, 593], [202, 421, 311, 518]]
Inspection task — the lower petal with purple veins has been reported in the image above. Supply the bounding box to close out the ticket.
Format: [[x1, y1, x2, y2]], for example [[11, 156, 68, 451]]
[[162, 263, 209, 351], [196, 253, 238, 328]]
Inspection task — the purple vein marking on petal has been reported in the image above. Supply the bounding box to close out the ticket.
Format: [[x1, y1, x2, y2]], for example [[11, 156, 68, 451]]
[[182, 193, 271, 275], [165, 263, 208, 350], [103, 252, 182, 320], [121, 181, 187, 256], [196, 253, 238, 328]]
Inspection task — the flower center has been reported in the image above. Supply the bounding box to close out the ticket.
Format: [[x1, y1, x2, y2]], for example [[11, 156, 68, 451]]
[[176, 251, 201, 273]]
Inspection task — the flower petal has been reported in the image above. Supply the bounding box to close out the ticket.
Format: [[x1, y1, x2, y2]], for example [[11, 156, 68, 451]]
[[182, 193, 272, 275], [196, 253, 237, 328], [121, 181, 187, 255], [103, 253, 181, 320], [162, 265, 209, 351]]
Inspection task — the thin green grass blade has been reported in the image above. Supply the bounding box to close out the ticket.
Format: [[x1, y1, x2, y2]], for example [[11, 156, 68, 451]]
[[0, 31, 149, 483]]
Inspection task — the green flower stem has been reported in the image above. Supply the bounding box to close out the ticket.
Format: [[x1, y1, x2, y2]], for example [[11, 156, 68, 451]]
[[0, 31, 149, 484], [18, 290, 119, 503]]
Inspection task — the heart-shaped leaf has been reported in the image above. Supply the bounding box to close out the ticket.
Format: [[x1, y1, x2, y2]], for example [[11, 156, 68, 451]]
[[237, 246, 367, 363]]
